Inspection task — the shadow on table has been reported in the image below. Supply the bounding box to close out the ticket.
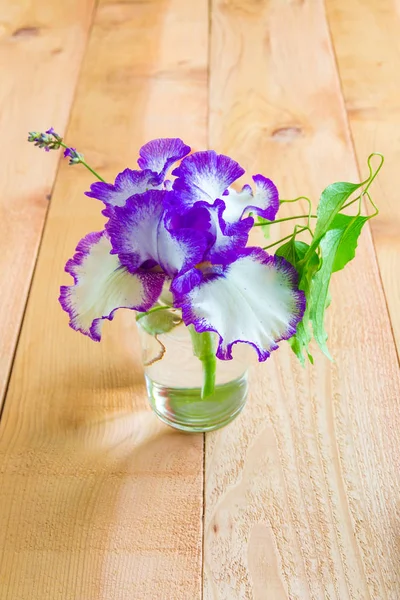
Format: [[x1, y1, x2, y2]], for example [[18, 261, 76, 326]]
[[0, 368, 202, 599]]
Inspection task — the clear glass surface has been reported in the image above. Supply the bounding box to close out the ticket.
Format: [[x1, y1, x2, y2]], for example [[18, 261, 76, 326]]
[[137, 311, 250, 432]]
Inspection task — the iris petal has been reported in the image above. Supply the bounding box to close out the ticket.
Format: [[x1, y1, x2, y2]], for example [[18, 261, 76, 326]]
[[223, 175, 279, 223], [59, 231, 164, 341], [172, 150, 245, 207], [106, 190, 165, 273], [165, 196, 253, 266], [85, 138, 191, 210], [85, 168, 160, 209], [138, 138, 191, 177], [106, 189, 211, 277], [196, 199, 253, 265], [174, 248, 305, 361]]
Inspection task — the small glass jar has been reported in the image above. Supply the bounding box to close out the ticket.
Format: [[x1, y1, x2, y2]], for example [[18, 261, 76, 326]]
[[136, 307, 250, 432]]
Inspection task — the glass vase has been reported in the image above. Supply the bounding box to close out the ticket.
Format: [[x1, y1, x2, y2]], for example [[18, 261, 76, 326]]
[[136, 307, 250, 433]]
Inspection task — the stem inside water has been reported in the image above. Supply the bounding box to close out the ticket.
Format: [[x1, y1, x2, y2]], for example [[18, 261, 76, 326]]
[[189, 326, 217, 399]]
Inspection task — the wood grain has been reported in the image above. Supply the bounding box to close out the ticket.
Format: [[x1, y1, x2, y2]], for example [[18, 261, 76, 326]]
[[0, 1, 208, 598], [205, 1, 400, 598], [325, 0, 400, 355], [0, 0, 96, 408]]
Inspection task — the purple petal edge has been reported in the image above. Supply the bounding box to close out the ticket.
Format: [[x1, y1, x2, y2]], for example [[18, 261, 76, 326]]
[[138, 138, 191, 176], [171, 150, 245, 203], [84, 168, 160, 208], [175, 247, 306, 361], [248, 175, 280, 221], [63, 231, 104, 285], [59, 230, 165, 341], [206, 199, 254, 265]]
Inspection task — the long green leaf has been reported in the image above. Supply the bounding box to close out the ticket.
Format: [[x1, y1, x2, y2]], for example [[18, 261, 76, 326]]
[[330, 213, 369, 272], [276, 238, 319, 364], [309, 211, 370, 357], [271, 154, 383, 364], [307, 181, 362, 257], [310, 228, 343, 357]]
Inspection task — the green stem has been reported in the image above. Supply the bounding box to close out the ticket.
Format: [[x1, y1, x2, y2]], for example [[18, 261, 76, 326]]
[[341, 194, 361, 211], [254, 213, 317, 227], [364, 153, 385, 194], [279, 196, 311, 204], [262, 226, 308, 250], [59, 142, 106, 182], [136, 305, 172, 321], [339, 154, 384, 212], [364, 190, 379, 217], [189, 326, 217, 399], [80, 161, 106, 183]]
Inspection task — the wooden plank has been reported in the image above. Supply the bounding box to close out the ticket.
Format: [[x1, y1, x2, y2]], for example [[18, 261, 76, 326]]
[[0, 0, 96, 408], [325, 0, 400, 355], [205, 1, 400, 598], [0, 1, 208, 599]]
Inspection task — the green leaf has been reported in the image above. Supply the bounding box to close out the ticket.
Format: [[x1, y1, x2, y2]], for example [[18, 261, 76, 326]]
[[277, 239, 318, 267], [307, 181, 362, 257], [278, 155, 384, 365], [289, 322, 314, 365], [291, 336, 314, 365], [137, 309, 181, 336], [325, 290, 332, 309], [276, 238, 299, 264], [288, 335, 306, 366], [329, 213, 369, 272], [306, 211, 369, 358], [298, 181, 364, 359], [276, 238, 319, 364], [310, 228, 344, 358]]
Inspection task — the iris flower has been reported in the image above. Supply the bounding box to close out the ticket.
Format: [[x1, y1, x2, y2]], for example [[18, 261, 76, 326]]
[[60, 138, 305, 361]]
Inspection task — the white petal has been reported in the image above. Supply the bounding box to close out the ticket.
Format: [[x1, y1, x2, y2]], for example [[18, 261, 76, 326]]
[[223, 176, 279, 223], [60, 232, 164, 340], [176, 249, 305, 360], [172, 150, 245, 206]]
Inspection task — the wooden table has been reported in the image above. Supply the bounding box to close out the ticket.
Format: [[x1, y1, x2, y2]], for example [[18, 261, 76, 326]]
[[1, 1, 399, 598]]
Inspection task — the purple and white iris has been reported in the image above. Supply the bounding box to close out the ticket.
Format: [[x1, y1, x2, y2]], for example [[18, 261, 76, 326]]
[[60, 138, 305, 361]]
